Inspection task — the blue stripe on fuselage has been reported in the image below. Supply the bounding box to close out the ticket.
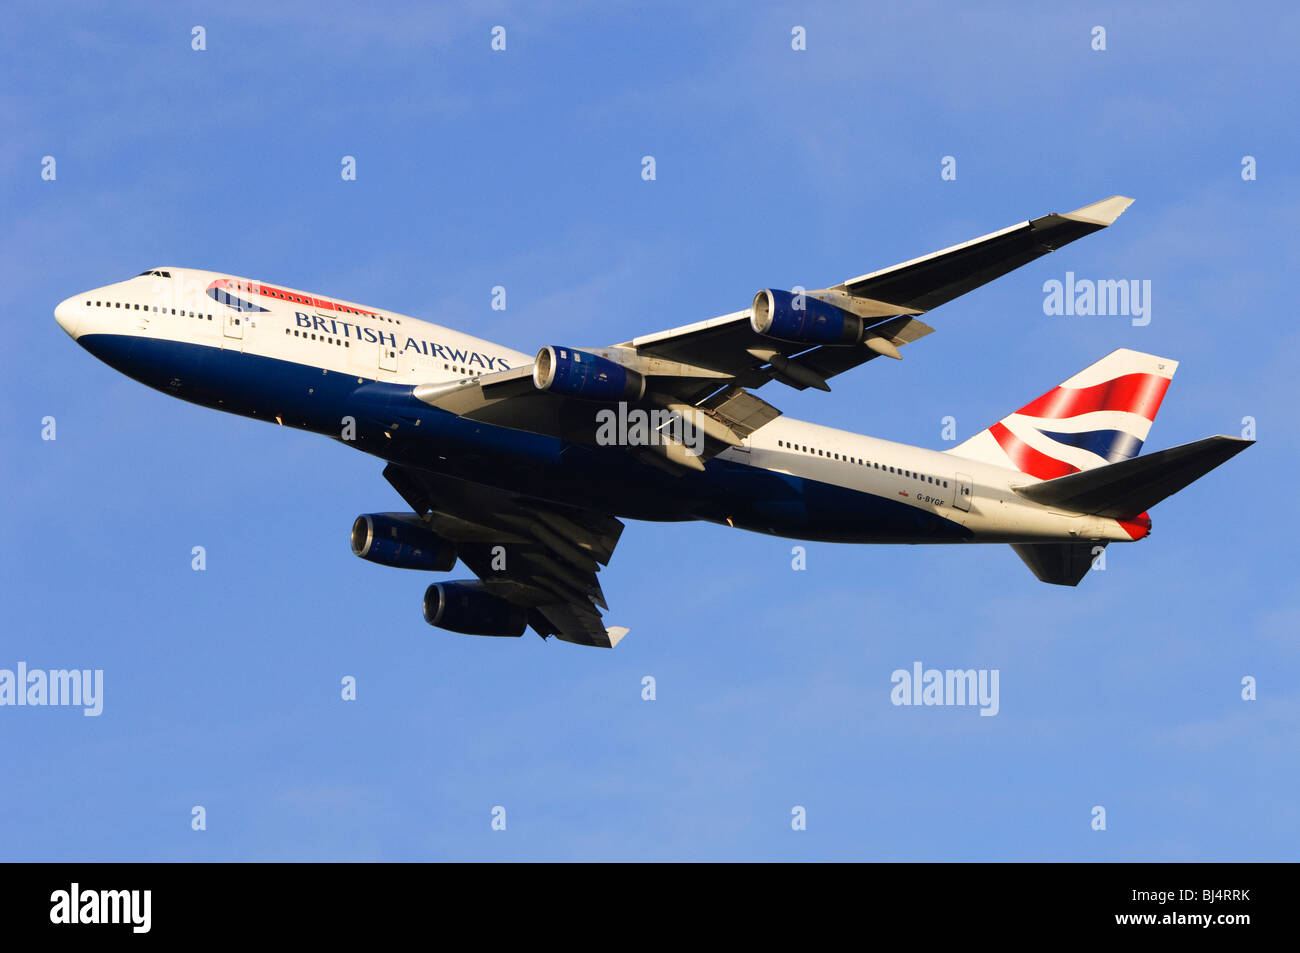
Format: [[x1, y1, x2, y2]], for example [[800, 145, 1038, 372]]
[[207, 287, 270, 312], [75, 334, 972, 543]]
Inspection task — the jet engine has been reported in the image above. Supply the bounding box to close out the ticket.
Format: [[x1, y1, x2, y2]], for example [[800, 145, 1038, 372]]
[[422, 581, 527, 637], [350, 514, 457, 571], [533, 346, 645, 401], [750, 288, 866, 346]]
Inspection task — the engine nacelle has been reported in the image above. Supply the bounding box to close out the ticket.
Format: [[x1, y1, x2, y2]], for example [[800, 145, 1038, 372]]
[[750, 289, 865, 346], [351, 514, 457, 572], [533, 346, 645, 401], [422, 581, 527, 637]]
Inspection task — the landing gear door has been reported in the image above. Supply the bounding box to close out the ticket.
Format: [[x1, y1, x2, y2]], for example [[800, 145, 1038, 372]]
[[953, 472, 973, 512]]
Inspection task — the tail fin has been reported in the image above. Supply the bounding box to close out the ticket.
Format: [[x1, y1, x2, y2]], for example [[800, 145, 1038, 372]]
[[948, 348, 1177, 478]]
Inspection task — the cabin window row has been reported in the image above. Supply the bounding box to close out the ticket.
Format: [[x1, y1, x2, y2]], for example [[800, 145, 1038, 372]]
[[774, 439, 949, 488], [128, 272, 399, 324], [261, 289, 400, 325], [90, 300, 212, 320], [285, 328, 350, 347]]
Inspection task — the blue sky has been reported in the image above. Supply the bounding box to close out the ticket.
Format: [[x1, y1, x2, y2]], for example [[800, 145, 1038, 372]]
[[2, 1, 1297, 860]]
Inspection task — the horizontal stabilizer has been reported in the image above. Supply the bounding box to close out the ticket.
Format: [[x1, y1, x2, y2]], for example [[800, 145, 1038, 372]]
[[1011, 542, 1104, 587], [1014, 435, 1253, 519]]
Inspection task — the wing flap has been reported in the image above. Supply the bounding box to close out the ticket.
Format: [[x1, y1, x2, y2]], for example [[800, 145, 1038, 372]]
[[697, 386, 783, 438], [535, 602, 628, 648]]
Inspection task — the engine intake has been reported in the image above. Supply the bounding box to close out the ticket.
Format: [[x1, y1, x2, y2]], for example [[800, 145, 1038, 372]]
[[351, 514, 457, 572], [533, 346, 645, 401], [422, 581, 527, 637], [750, 289, 865, 346]]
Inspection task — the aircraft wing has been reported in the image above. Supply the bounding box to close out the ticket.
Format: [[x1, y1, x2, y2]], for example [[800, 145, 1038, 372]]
[[413, 196, 1133, 466], [382, 462, 629, 648], [620, 195, 1135, 402]]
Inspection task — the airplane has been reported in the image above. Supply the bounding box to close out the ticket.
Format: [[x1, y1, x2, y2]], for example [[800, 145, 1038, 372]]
[[54, 195, 1252, 648]]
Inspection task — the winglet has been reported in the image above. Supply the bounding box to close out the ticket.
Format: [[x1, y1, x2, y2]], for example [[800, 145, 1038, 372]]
[[605, 626, 630, 648], [1060, 195, 1134, 227]]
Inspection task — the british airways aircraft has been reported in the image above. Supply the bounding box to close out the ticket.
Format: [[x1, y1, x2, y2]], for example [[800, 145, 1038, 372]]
[[54, 196, 1250, 647]]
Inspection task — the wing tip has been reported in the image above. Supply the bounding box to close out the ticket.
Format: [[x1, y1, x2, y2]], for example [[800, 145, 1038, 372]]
[[1060, 195, 1135, 227], [605, 626, 630, 648], [1208, 434, 1256, 448]]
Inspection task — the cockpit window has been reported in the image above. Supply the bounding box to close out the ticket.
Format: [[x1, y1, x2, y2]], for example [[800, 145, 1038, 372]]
[[135, 269, 172, 278]]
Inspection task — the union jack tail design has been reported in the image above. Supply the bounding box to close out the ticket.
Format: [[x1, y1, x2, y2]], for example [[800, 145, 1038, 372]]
[[947, 348, 1177, 479]]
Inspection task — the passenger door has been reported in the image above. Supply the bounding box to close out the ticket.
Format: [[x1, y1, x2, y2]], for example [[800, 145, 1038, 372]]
[[223, 311, 244, 340], [953, 473, 973, 512]]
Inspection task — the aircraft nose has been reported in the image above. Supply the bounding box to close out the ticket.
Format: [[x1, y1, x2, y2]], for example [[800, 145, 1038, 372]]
[[55, 295, 82, 339]]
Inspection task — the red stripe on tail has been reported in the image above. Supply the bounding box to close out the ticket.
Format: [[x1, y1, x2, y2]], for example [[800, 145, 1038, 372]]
[[989, 423, 1080, 480], [1016, 373, 1171, 422]]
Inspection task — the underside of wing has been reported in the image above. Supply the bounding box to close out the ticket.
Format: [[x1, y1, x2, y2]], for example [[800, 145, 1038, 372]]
[[382, 462, 630, 648]]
